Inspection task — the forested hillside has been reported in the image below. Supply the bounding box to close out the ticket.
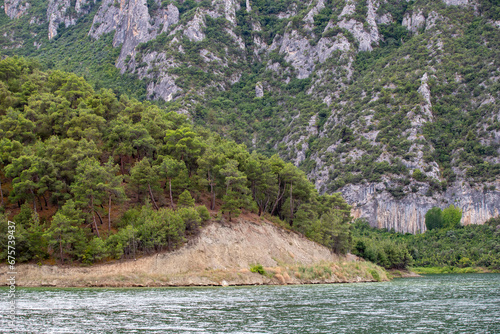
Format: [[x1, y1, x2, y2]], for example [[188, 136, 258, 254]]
[[0, 57, 352, 264], [0, 0, 499, 232], [352, 216, 500, 271]]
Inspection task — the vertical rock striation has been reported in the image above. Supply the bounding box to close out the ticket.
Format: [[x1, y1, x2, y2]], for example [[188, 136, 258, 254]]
[[89, 0, 179, 71], [343, 182, 500, 233]]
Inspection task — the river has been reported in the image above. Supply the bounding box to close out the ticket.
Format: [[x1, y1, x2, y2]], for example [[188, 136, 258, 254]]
[[1, 274, 499, 333]]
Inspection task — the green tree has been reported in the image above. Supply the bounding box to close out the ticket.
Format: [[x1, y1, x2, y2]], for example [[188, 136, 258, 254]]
[[317, 209, 352, 254], [0, 109, 36, 143], [43, 200, 87, 264], [197, 145, 225, 210], [177, 190, 195, 208], [106, 115, 155, 173], [0, 138, 22, 207], [220, 160, 251, 221], [6, 150, 60, 213], [245, 152, 278, 216], [442, 205, 462, 229], [425, 207, 443, 231], [101, 158, 127, 235], [163, 126, 205, 175], [157, 155, 185, 208], [71, 157, 109, 237], [129, 158, 161, 209]]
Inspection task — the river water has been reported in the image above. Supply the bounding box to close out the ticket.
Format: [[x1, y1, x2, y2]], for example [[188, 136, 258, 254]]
[[1, 274, 499, 333]]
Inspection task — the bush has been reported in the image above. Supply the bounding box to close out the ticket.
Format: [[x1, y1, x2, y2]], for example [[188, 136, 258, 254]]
[[196, 205, 211, 222], [425, 207, 443, 230], [250, 264, 266, 275]]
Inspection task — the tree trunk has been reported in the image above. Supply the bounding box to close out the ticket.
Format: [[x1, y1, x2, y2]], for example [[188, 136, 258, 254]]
[[59, 238, 63, 265], [169, 178, 174, 208], [91, 196, 100, 238], [0, 176, 4, 207], [271, 179, 283, 216], [148, 183, 159, 210], [30, 188, 37, 213], [95, 210, 104, 225], [108, 195, 112, 236], [37, 195, 43, 211], [120, 155, 125, 175], [210, 183, 215, 210], [42, 193, 48, 207]]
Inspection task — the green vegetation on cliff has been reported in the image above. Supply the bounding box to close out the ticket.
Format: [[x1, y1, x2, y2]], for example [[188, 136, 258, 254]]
[[352, 216, 500, 271]]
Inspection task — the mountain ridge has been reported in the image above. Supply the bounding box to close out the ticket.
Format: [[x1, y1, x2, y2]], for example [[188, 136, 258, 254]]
[[1, 0, 499, 232]]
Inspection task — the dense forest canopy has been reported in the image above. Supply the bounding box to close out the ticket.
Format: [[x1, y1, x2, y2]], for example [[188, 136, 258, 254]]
[[0, 57, 352, 264]]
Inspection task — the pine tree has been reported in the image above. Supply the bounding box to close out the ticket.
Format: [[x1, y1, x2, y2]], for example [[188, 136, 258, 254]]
[[157, 155, 185, 208], [177, 190, 195, 208], [220, 160, 251, 221], [129, 158, 161, 209], [71, 157, 109, 237], [101, 158, 126, 236], [43, 200, 86, 264]]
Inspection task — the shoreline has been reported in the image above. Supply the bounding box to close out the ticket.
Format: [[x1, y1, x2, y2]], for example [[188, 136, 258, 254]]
[[0, 260, 389, 288]]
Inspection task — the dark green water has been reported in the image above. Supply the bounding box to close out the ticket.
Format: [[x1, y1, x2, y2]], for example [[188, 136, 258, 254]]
[[1, 274, 500, 333]]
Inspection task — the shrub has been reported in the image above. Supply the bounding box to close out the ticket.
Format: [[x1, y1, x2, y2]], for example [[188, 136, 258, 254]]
[[250, 264, 266, 275], [196, 205, 211, 222]]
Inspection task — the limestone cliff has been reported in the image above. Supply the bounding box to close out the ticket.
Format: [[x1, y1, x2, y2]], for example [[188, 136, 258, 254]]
[[3, 0, 30, 19], [47, 0, 95, 39], [343, 181, 500, 234]]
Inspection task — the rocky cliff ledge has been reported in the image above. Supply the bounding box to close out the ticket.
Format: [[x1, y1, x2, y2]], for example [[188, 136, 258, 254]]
[[0, 218, 387, 287], [343, 183, 500, 234]]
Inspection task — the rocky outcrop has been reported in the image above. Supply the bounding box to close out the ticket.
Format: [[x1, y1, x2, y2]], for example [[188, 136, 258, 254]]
[[343, 182, 500, 233], [3, 0, 30, 19], [442, 0, 470, 6], [47, 0, 74, 39], [89, 0, 179, 71], [184, 8, 206, 42], [303, 0, 325, 25], [46, 0, 95, 39], [402, 10, 426, 33], [337, 0, 380, 51], [417, 73, 433, 119], [255, 81, 264, 97], [273, 30, 351, 79]]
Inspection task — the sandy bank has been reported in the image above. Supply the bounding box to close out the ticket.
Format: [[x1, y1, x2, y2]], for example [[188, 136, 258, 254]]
[[1, 219, 388, 287]]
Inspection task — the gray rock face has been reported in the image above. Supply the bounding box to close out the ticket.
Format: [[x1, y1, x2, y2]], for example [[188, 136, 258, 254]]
[[343, 182, 500, 233], [184, 9, 206, 42], [337, 0, 380, 51], [4, 0, 30, 19], [255, 82, 264, 98], [417, 73, 433, 119], [303, 0, 325, 25], [46, 0, 95, 39], [47, 0, 74, 40], [402, 10, 426, 33], [275, 30, 351, 79], [443, 0, 469, 6], [89, 0, 179, 71]]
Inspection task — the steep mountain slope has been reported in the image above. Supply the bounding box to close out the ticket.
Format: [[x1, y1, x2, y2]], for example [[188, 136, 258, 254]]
[[1, 0, 499, 232]]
